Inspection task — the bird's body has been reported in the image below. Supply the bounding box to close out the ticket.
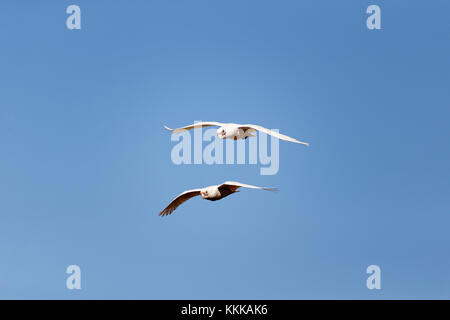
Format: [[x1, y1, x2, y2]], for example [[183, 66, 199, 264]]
[[215, 123, 255, 140], [159, 181, 276, 216], [164, 121, 309, 146]]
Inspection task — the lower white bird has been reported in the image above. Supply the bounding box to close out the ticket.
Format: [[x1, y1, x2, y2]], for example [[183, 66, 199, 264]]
[[164, 121, 309, 146], [159, 181, 277, 216]]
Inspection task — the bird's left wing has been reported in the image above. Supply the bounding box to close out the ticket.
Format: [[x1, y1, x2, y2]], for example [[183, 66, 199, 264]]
[[218, 181, 277, 193], [164, 122, 224, 133], [159, 189, 202, 216], [238, 124, 309, 146]]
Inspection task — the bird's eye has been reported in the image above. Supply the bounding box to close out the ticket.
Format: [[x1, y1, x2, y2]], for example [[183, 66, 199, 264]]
[[222, 129, 225, 133], [205, 191, 208, 194]]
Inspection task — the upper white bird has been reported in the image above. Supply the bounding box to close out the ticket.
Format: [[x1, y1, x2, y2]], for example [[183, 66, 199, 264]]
[[164, 121, 309, 146], [159, 181, 277, 216]]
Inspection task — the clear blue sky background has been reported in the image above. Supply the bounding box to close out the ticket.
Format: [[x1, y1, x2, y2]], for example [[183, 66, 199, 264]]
[[0, 1, 449, 299]]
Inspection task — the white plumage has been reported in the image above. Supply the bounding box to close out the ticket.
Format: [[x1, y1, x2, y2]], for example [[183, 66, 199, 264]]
[[164, 121, 309, 146]]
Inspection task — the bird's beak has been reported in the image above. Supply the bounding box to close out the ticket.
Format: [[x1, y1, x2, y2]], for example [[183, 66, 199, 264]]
[[200, 192, 205, 199]]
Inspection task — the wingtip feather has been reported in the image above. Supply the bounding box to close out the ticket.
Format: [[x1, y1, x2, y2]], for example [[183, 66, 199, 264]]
[[295, 140, 309, 147]]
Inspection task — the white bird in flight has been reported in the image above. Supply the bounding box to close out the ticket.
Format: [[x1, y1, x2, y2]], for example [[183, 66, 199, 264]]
[[159, 181, 277, 216], [164, 121, 309, 146]]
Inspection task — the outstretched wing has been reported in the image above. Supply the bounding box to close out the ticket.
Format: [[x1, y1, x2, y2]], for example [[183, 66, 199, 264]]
[[218, 181, 278, 194], [238, 124, 309, 146], [159, 189, 202, 216], [164, 122, 224, 133]]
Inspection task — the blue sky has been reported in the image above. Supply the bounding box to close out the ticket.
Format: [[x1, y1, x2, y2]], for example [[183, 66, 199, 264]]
[[0, 1, 449, 299]]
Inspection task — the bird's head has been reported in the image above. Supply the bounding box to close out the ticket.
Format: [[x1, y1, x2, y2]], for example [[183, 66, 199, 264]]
[[200, 189, 209, 199], [201, 187, 218, 199], [217, 127, 226, 139]]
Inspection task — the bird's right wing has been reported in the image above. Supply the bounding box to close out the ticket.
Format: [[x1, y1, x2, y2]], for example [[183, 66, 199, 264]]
[[218, 181, 278, 193], [159, 189, 202, 216], [164, 122, 224, 133], [239, 124, 309, 146]]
